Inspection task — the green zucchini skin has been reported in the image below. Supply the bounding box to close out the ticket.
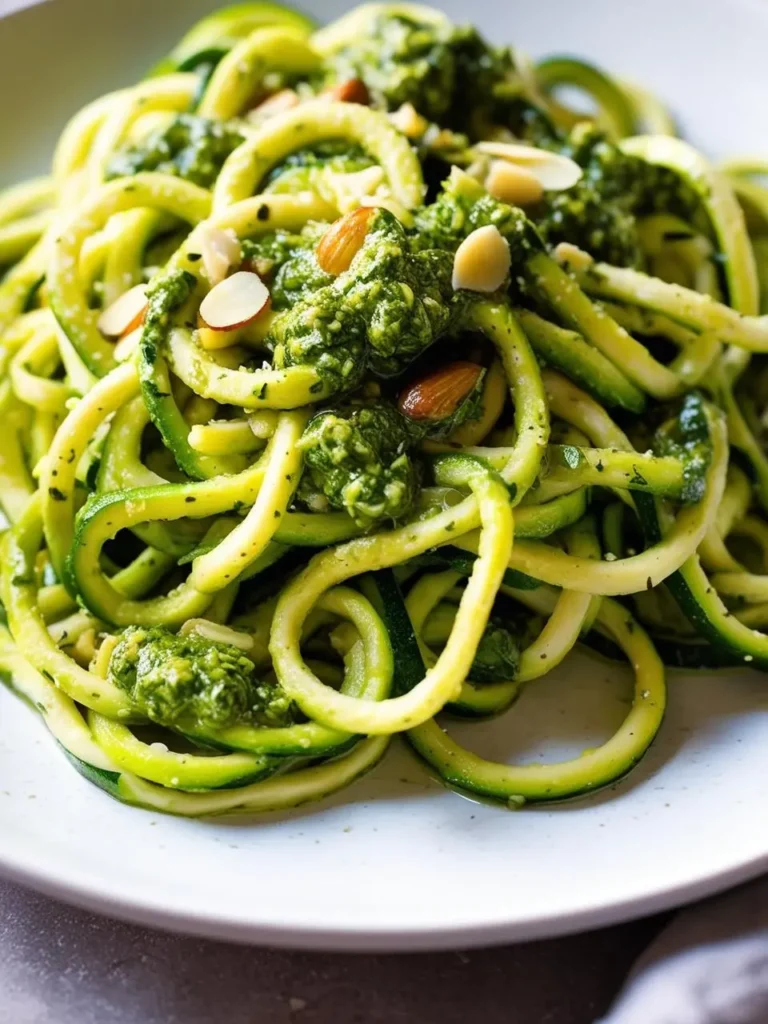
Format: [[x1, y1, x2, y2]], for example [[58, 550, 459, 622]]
[[150, 2, 316, 76], [584, 630, 745, 671], [516, 309, 646, 413], [371, 569, 665, 805], [61, 747, 124, 799], [535, 55, 638, 139], [635, 492, 768, 670]]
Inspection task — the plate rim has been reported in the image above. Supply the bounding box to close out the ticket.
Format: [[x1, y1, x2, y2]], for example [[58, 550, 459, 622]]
[[0, 835, 765, 950]]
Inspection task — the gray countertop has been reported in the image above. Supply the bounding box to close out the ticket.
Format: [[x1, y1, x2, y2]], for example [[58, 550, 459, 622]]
[[0, 878, 663, 1024]]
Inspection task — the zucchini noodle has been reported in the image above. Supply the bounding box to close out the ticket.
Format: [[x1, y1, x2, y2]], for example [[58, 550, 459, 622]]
[[0, 2, 764, 819]]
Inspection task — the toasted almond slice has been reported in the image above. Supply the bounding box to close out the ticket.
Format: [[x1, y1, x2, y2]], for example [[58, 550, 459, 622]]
[[485, 159, 544, 207], [199, 271, 271, 331], [199, 225, 241, 286], [247, 88, 300, 122], [97, 284, 148, 339], [389, 102, 428, 139], [452, 225, 511, 293], [327, 78, 370, 105], [316, 207, 375, 275], [475, 141, 582, 190]]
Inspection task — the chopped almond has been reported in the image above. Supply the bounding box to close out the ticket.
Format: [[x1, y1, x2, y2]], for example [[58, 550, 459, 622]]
[[247, 88, 300, 122], [389, 102, 428, 139]]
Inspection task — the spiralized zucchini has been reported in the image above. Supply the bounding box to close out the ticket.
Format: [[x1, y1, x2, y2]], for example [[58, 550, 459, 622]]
[[0, 1, 765, 820]]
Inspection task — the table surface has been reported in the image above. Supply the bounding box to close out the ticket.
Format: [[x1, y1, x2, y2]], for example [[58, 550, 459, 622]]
[[0, 877, 665, 1024]]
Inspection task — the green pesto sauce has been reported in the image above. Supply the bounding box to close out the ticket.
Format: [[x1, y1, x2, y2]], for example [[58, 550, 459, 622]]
[[270, 208, 463, 393], [109, 625, 295, 730], [263, 141, 375, 195], [298, 401, 420, 527], [140, 269, 197, 369], [468, 617, 523, 684], [535, 125, 702, 267], [106, 114, 243, 190], [413, 175, 543, 261], [241, 225, 332, 310], [325, 14, 518, 136]]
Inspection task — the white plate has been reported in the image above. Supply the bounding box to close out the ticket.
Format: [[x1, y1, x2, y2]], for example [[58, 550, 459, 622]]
[[1, 0, 767, 951]]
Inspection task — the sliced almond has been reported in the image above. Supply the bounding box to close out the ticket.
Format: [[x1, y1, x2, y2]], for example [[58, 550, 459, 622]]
[[246, 88, 300, 122], [316, 206, 375, 275], [475, 141, 582, 191], [389, 102, 428, 139], [199, 271, 271, 331], [97, 284, 148, 339], [198, 225, 241, 287], [327, 78, 370, 105], [485, 159, 544, 207], [452, 226, 511, 293], [398, 361, 484, 423]]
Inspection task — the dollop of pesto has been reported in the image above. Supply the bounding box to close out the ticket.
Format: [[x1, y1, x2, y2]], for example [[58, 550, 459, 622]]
[[326, 14, 518, 135], [297, 401, 420, 527], [413, 170, 544, 263], [140, 268, 197, 370], [535, 125, 701, 267], [264, 141, 375, 194], [106, 114, 243, 190], [241, 225, 332, 310], [271, 209, 463, 393], [652, 391, 711, 504], [109, 625, 295, 730]]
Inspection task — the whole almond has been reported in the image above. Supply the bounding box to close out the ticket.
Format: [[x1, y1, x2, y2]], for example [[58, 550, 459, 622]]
[[316, 207, 375, 275], [327, 78, 370, 105], [398, 361, 484, 422]]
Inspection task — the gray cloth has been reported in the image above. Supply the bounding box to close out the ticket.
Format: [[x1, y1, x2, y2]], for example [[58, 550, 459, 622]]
[[602, 878, 768, 1024]]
